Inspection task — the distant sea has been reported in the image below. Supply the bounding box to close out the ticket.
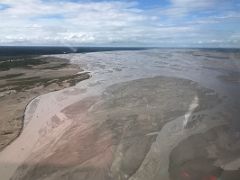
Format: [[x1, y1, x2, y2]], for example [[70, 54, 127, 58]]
[[0, 46, 239, 57], [0, 46, 146, 57]]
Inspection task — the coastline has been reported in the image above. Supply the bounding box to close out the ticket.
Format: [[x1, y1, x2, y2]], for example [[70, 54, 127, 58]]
[[0, 55, 90, 151], [0, 49, 240, 180], [0, 55, 93, 180], [6, 75, 230, 180]]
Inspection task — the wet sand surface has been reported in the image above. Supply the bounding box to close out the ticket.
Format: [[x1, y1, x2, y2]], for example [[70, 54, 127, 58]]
[[0, 56, 90, 151], [0, 49, 240, 180]]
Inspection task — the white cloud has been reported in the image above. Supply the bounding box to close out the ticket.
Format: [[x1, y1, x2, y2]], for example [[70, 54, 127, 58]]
[[0, 0, 239, 47]]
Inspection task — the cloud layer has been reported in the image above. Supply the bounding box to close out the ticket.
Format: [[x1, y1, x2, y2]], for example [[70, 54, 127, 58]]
[[0, 0, 239, 47]]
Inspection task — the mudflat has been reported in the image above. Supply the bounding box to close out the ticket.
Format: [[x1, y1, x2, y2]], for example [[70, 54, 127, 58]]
[[9, 76, 237, 180], [0, 56, 90, 151], [0, 49, 240, 180]]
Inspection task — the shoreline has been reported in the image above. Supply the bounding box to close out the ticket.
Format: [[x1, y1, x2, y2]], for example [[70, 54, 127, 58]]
[[7, 75, 229, 180], [0, 56, 93, 180], [0, 49, 240, 180], [0, 55, 90, 151]]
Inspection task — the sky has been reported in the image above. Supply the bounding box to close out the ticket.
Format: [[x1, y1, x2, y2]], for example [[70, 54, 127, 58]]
[[0, 0, 240, 47]]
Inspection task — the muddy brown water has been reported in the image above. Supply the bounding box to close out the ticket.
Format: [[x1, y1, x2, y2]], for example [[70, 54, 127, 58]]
[[0, 49, 240, 180]]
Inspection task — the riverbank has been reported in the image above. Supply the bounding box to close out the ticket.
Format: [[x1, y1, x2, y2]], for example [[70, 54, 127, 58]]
[[8, 76, 232, 180], [0, 56, 90, 151], [0, 49, 240, 180]]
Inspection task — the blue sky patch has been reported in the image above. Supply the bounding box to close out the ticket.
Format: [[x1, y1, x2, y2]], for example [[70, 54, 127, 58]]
[[0, 3, 10, 11]]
